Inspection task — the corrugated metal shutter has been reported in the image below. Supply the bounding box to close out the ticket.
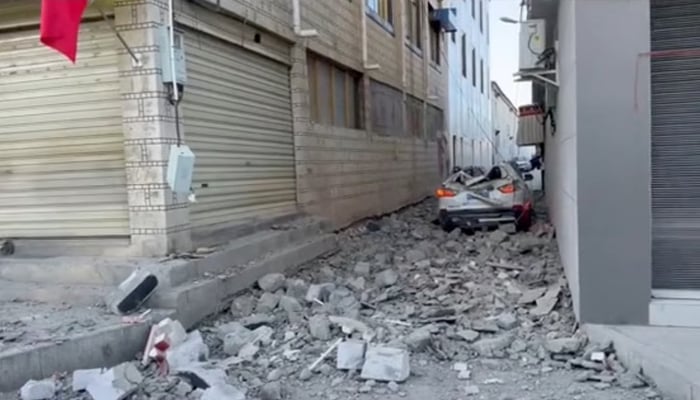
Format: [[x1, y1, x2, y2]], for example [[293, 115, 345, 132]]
[[650, 0, 700, 289], [0, 22, 128, 238], [183, 29, 297, 234]]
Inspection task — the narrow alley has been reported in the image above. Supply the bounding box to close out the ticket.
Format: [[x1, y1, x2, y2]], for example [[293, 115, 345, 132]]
[[4, 201, 658, 400]]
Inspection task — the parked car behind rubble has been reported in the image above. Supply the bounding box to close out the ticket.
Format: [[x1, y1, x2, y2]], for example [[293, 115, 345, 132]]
[[435, 162, 534, 232]]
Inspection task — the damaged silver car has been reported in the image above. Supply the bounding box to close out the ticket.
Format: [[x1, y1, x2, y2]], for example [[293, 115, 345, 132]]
[[436, 162, 534, 232]]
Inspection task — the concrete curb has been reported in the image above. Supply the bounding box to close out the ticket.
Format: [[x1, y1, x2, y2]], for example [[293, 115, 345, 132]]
[[0, 310, 173, 392], [161, 234, 338, 328], [585, 324, 700, 400]]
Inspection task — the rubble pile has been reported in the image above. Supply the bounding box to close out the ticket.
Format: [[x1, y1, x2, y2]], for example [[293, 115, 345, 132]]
[[15, 201, 655, 400]]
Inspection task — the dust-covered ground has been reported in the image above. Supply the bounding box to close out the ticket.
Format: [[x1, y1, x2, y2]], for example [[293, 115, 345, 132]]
[[3, 200, 662, 400]]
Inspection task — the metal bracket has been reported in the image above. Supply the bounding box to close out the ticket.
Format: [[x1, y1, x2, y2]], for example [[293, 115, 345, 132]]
[[514, 68, 559, 88], [96, 4, 142, 67]]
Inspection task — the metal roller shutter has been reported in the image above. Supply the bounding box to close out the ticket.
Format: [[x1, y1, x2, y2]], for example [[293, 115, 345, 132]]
[[183, 29, 297, 234], [651, 0, 700, 289], [0, 22, 129, 238]]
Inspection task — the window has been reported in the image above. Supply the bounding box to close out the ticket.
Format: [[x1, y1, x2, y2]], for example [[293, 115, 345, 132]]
[[471, 48, 476, 87], [480, 58, 484, 93], [370, 79, 403, 136], [471, 0, 475, 18], [486, 12, 490, 43], [307, 52, 362, 129], [428, 5, 440, 65], [367, 0, 393, 26], [461, 34, 466, 77], [407, 95, 425, 138], [427, 104, 444, 141], [479, 0, 483, 32], [406, 0, 421, 50]]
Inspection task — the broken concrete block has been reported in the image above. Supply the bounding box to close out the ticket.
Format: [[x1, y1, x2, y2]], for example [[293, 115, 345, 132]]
[[456, 329, 480, 343], [348, 276, 366, 291], [86, 363, 141, 400], [305, 283, 336, 303], [489, 229, 509, 244], [106, 269, 158, 315], [240, 313, 274, 329], [360, 346, 410, 382], [309, 314, 332, 340], [257, 292, 281, 313], [545, 336, 587, 354], [239, 342, 260, 360], [404, 326, 432, 351], [285, 278, 308, 299], [354, 262, 371, 276], [279, 295, 303, 316], [495, 312, 519, 330], [168, 330, 209, 370], [258, 273, 286, 292], [337, 340, 366, 370], [223, 326, 254, 356], [230, 295, 255, 318], [72, 368, 104, 392], [405, 249, 426, 263], [328, 315, 370, 335], [517, 287, 547, 305], [472, 335, 514, 357], [375, 269, 399, 287], [259, 381, 282, 400], [464, 385, 480, 396], [201, 383, 246, 400], [20, 379, 55, 400]]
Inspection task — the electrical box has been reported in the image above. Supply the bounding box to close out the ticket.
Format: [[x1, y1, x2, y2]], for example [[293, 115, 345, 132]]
[[159, 25, 187, 85], [167, 145, 195, 194], [519, 19, 546, 70]]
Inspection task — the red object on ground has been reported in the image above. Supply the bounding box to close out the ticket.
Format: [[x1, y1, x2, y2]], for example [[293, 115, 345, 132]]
[[40, 0, 89, 62]]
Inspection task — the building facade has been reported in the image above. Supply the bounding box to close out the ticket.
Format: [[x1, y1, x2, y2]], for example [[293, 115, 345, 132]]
[[0, 0, 447, 257], [490, 81, 518, 164], [526, 0, 700, 327], [445, 0, 492, 171]]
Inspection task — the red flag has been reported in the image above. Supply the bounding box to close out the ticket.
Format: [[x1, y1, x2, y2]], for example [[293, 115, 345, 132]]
[[40, 0, 90, 62]]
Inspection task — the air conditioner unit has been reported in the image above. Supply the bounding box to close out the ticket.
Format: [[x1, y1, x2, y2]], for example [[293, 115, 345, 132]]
[[519, 19, 546, 70]]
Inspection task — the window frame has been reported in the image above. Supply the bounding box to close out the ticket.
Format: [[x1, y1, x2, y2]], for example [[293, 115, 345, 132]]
[[480, 58, 484, 93], [461, 34, 467, 78], [428, 4, 440, 66], [366, 0, 394, 27], [405, 0, 422, 51], [307, 52, 362, 129], [479, 0, 483, 32], [471, 48, 477, 87]]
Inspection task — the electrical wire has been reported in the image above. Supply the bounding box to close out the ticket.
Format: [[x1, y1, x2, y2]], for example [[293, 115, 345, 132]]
[[167, 83, 184, 147]]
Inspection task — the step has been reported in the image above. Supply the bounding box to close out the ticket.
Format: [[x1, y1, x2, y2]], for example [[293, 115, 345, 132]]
[[0, 256, 146, 286], [161, 217, 328, 288], [0, 279, 109, 307], [150, 233, 338, 329]]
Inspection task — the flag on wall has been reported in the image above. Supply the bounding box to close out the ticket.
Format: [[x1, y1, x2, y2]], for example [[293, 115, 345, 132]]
[[40, 0, 90, 62]]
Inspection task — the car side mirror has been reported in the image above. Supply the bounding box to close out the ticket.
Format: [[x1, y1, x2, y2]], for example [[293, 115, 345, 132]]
[[524, 173, 534, 181]]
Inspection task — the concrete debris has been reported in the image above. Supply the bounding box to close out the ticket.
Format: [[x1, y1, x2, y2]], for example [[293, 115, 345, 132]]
[[545, 335, 587, 355], [259, 382, 282, 400], [26, 201, 653, 400], [375, 269, 399, 287], [308, 314, 332, 340], [354, 261, 371, 276], [258, 273, 286, 292], [106, 269, 158, 315], [337, 340, 366, 370], [360, 346, 410, 382], [72, 369, 104, 392], [20, 379, 55, 400]]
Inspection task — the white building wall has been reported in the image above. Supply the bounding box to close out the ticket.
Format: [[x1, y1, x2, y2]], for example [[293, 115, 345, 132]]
[[446, 0, 491, 170], [491, 84, 518, 163]]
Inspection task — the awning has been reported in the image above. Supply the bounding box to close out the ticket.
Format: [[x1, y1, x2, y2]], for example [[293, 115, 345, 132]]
[[429, 8, 457, 33]]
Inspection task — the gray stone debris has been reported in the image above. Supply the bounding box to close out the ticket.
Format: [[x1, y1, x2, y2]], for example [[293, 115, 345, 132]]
[[456, 329, 480, 342], [20, 379, 56, 400], [464, 385, 480, 396], [72, 369, 103, 392], [230, 294, 255, 317], [354, 261, 371, 276], [495, 312, 518, 330], [285, 278, 308, 299], [405, 249, 426, 263], [258, 273, 286, 292], [404, 325, 433, 351], [279, 295, 303, 317], [86, 362, 143, 400], [360, 346, 410, 382], [308, 314, 332, 340], [257, 292, 281, 313], [168, 330, 210, 370], [259, 382, 282, 400], [337, 340, 366, 370], [472, 334, 514, 357], [375, 269, 399, 287], [305, 283, 336, 303], [545, 335, 587, 355]]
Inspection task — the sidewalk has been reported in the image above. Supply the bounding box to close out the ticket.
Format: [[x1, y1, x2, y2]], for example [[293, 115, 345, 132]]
[[586, 324, 700, 400]]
